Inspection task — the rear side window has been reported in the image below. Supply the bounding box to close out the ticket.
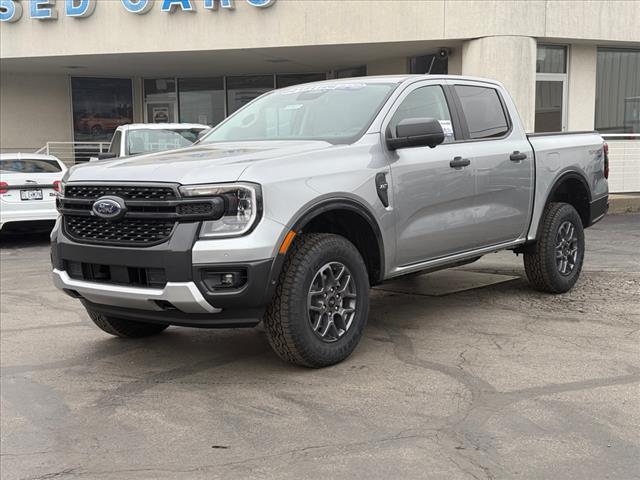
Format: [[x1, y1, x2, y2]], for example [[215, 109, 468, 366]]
[[0, 159, 62, 173], [454, 85, 510, 139]]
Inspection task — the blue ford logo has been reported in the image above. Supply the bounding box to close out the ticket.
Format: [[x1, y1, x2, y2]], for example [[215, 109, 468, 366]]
[[92, 196, 126, 220]]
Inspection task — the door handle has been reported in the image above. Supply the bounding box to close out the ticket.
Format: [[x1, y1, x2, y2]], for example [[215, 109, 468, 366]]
[[510, 151, 527, 162], [450, 157, 471, 169]]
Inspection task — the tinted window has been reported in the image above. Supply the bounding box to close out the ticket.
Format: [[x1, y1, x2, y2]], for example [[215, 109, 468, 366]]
[[1, 159, 62, 173], [595, 48, 640, 134], [389, 86, 455, 141], [109, 131, 122, 155], [455, 86, 509, 139]]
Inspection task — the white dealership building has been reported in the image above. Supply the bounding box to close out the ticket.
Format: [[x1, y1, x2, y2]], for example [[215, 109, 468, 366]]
[[0, 0, 638, 191]]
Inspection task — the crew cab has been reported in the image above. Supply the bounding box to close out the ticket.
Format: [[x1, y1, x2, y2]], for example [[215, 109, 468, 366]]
[[51, 76, 609, 367]]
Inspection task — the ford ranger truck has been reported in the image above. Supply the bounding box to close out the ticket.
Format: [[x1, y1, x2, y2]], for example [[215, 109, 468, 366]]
[[51, 76, 609, 368]]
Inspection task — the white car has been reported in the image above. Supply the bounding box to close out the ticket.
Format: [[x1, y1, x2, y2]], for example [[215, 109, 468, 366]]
[[0, 153, 67, 231], [97, 123, 210, 160]]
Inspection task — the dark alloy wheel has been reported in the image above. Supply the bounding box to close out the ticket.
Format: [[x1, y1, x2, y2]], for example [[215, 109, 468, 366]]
[[307, 262, 358, 343], [524, 202, 585, 293], [264, 233, 370, 368]]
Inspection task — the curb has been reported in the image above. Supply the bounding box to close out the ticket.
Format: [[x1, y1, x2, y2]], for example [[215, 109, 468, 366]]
[[608, 194, 640, 214]]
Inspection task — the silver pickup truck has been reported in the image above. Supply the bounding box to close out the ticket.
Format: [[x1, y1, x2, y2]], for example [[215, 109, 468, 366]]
[[51, 75, 609, 367]]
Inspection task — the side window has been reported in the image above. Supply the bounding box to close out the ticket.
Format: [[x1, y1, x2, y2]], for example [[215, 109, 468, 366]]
[[109, 131, 122, 156], [454, 85, 510, 139], [389, 86, 455, 142]]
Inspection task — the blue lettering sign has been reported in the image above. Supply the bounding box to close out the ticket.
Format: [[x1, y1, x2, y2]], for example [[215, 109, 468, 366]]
[[0, 0, 23, 22], [246, 0, 274, 7], [160, 0, 193, 12], [30, 0, 56, 19], [65, 0, 94, 17], [203, 0, 233, 10], [121, 0, 154, 14]]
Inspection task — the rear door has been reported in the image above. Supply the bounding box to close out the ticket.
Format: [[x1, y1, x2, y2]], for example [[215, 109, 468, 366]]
[[384, 80, 478, 266], [449, 81, 534, 245]]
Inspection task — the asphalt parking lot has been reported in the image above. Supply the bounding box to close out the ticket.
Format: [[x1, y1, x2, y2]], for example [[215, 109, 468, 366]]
[[1, 215, 639, 480]]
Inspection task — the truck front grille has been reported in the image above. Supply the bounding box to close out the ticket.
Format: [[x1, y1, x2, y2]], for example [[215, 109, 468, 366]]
[[64, 215, 175, 246], [59, 183, 225, 247], [65, 184, 177, 201]]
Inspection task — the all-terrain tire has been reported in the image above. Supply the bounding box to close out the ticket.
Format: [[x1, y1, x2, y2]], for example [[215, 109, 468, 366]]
[[87, 309, 169, 338], [524, 202, 585, 293], [264, 233, 370, 368]]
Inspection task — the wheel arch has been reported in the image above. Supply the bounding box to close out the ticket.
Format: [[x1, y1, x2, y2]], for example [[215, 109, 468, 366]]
[[543, 171, 592, 228], [290, 198, 386, 285]]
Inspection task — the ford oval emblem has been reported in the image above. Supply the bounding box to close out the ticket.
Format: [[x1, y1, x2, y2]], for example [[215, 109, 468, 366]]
[[92, 196, 126, 220]]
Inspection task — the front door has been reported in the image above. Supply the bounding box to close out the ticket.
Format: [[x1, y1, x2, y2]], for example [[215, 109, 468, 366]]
[[385, 82, 478, 266]]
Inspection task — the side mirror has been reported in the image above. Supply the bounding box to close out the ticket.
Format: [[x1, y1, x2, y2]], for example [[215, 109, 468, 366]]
[[386, 117, 445, 151], [97, 152, 117, 160]]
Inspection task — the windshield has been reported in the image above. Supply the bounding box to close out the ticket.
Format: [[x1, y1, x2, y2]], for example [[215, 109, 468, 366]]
[[127, 128, 205, 155], [200, 82, 396, 145], [0, 158, 62, 173]]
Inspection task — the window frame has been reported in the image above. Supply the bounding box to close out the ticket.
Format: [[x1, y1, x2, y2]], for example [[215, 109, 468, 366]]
[[109, 130, 122, 156], [448, 81, 514, 142], [380, 79, 464, 146]]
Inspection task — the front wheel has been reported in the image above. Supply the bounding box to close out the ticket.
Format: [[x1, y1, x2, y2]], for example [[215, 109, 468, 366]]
[[87, 309, 169, 338], [264, 233, 370, 368], [524, 202, 585, 293]]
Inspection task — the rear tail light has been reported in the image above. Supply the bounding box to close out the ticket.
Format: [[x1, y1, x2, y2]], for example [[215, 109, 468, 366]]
[[53, 180, 62, 193], [603, 142, 610, 179], [0, 182, 8, 195]]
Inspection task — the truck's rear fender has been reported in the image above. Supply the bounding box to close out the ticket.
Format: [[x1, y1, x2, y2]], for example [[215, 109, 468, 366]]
[[527, 133, 608, 242]]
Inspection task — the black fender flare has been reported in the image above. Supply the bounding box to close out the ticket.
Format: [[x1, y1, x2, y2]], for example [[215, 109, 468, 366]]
[[267, 197, 386, 291]]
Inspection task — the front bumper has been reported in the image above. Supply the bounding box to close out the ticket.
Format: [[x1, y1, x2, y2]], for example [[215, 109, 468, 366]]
[[52, 269, 220, 314], [51, 217, 286, 326]]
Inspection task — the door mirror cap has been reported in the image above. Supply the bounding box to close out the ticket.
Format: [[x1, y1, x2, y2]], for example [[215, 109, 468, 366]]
[[386, 117, 445, 150], [97, 152, 118, 160]]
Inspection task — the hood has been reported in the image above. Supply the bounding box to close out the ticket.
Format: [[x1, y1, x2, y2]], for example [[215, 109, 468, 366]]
[[66, 141, 332, 184]]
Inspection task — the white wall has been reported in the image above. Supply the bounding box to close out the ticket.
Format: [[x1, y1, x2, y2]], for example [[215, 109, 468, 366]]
[[567, 45, 597, 131], [2, 1, 638, 60], [0, 73, 73, 152]]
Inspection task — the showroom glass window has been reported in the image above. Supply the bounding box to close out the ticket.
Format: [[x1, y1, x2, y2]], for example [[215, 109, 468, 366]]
[[71, 78, 133, 142], [335, 66, 367, 79], [226, 76, 275, 115], [144, 78, 178, 123], [178, 77, 225, 126], [409, 54, 448, 75], [595, 48, 640, 134], [276, 73, 327, 89], [535, 45, 567, 132]]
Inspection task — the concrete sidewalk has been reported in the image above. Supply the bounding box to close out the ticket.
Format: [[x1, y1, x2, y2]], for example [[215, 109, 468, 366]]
[[609, 193, 640, 214]]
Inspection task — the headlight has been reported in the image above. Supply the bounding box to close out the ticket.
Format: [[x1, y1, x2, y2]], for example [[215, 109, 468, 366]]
[[179, 183, 261, 238]]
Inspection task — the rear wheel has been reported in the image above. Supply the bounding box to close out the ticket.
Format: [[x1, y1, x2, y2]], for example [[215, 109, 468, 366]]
[[87, 309, 168, 338], [264, 233, 370, 368], [524, 202, 585, 293]]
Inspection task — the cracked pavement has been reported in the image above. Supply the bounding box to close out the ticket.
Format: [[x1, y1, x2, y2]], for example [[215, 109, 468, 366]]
[[1, 214, 639, 480]]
